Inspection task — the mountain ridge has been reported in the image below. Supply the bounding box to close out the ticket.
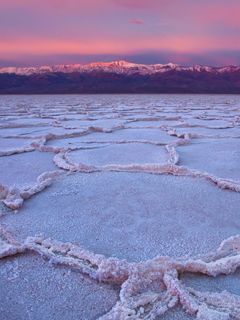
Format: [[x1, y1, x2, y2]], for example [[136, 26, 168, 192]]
[[0, 60, 239, 94], [0, 60, 239, 76]]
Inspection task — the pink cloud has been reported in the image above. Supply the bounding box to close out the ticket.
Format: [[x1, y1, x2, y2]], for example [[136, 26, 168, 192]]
[[129, 19, 144, 25]]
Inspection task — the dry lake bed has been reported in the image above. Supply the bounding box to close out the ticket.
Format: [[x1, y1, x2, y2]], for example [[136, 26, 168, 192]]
[[1, 94, 240, 320]]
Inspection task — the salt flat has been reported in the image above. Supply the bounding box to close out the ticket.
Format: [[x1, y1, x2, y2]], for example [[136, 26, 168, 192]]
[[0, 94, 240, 320]]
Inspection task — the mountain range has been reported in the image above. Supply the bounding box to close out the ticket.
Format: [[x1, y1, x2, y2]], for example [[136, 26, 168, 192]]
[[0, 60, 239, 94]]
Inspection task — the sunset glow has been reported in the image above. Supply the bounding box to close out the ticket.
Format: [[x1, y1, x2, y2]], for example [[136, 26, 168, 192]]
[[0, 0, 240, 66]]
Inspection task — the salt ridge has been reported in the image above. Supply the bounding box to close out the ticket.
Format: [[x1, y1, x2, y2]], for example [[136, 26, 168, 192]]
[[1, 227, 240, 319]]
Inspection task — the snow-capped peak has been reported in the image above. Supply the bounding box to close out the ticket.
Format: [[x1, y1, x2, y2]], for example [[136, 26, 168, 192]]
[[0, 60, 239, 76]]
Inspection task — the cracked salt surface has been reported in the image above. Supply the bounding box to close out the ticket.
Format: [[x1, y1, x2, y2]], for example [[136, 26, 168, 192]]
[[2, 172, 240, 261], [182, 270, 240, 296], [67, 144, 168, 166], [1, 94, 240, 319], [0, 137, 36, 151], [174, 126, 240, 138], [177, 138, 240, 181], [125, 120, 183, 128], [47, 128, 176, 148], [160, 307, 194, 319], [0, 254, 119, 320], [0, 151, 57, 188]]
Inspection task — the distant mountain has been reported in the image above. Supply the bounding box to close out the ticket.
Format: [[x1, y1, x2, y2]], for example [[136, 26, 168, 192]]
[[0, 60, 239, 94], [1, 60, 240, 76]]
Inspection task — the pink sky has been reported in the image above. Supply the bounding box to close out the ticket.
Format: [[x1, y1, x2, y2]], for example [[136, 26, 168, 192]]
[[0, 0, 239, 66]]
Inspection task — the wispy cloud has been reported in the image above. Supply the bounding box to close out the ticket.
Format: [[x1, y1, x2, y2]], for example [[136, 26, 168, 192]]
[[129, 19, 144, 25]]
